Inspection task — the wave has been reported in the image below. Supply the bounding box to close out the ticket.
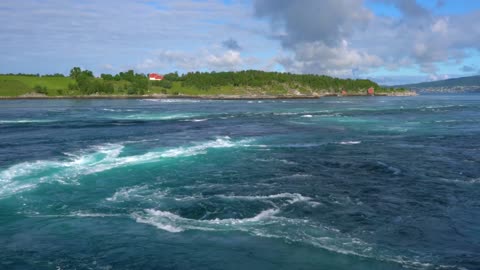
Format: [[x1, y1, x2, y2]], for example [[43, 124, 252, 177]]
[[133, 208, 280, 233], [113, 113, 201, 121], [438, 177, 480, 185], [424, 104, 464, 110], [0, 119, 55, 124], [255, 158, 298, 165], [339, 141, 362, 145], [141, 99, 202, 103], [216, 192, 316, 205], [325, 101, 353, 104], [106, 183, 320, 208], [0, 137, 252, 198], [26, 211, 123, 218], [69, 211, 123, 218], [272, 110, 331, 116], [262, 142, 324, 148], [182, 118, 208, 122], [105, 185, 169, 202], [102, 108, 136, 112]]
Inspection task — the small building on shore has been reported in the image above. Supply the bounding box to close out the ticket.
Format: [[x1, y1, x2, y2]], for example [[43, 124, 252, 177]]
[[368, 87, 375, 96], [149, 73, 164, 81]]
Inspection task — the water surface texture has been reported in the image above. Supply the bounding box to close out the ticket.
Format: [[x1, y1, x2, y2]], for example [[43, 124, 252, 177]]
[[1, 95, 479, 270]]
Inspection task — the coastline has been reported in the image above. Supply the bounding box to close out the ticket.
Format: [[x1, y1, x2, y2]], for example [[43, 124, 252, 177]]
[[0, 91, 417, 100]]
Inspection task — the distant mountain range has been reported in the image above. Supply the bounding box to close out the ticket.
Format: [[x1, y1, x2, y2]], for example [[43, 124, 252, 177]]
[[392, 75, 480, 93]]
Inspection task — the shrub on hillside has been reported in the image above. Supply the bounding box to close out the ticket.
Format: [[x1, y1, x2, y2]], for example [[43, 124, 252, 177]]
[[33, 85, 48, 95]]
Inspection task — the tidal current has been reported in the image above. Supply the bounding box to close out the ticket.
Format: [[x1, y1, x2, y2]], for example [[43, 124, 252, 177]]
[[0, 95, 479, 269]]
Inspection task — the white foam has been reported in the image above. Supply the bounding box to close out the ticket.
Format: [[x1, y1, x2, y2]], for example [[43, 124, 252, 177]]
[[102, 108, 136, 112], [141, 99, 201, 103], [273, 110, 330, 116], [468, 178, 480, 184], [326, 101, 353, 104], [339, 141, 362, 145], [0, 119, 54, 124], [106, 185, 152, 202], [255, 158, 297, 165], [273, 112, 299, 116], [69, 211, 122, 218], [217, 193, 314, 205], [272, 173, 313, 180], [183, 118, 208, 122], [439, 178, 480, 185], [134, 208, 280, 233], [117, 113, 201, 121], [434, 119, 461, 123], [0, 137, 253, 198]]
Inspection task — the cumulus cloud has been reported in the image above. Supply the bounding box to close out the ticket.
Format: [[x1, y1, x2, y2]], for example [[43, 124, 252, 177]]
[[136, 48, 257, 72], [254, 0, 480, 81], [276, 40, 383, 77], [254, 0, 377, 76], [254, 0, 372, 48]]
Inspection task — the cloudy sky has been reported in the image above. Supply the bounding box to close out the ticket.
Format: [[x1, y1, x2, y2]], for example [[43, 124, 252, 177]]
[[1, 0, 479, 85]]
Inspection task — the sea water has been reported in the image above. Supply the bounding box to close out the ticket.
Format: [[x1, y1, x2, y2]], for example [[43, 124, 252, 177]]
[[0, 95, 479, 269]]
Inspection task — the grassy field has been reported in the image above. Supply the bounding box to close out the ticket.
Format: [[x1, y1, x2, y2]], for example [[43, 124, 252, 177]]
[[0, 75, 74, 96], [0, 75, 140, 96]]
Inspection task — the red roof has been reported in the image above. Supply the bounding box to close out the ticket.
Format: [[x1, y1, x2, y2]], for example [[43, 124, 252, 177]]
[[149, 73, 164, 80]]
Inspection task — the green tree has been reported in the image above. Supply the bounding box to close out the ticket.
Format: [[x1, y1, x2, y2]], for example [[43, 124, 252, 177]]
[[69, 67, 82, 80], [101, 74, 114, 81]]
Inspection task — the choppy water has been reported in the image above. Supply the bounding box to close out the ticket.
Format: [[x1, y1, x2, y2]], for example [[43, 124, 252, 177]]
[[1, 95, 479, 270]]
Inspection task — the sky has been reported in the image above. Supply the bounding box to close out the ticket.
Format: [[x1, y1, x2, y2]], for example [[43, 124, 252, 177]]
[[1, 0, 479, 85]]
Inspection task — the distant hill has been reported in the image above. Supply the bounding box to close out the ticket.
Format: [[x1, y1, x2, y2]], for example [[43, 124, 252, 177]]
[[393, 75, 480, 93]]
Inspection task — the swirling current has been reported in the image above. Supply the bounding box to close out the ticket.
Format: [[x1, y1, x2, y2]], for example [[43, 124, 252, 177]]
[[0, 95, 479, 270]]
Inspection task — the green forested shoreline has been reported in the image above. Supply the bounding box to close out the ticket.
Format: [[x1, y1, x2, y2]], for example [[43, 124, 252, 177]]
[[0, 68, 411, 97]]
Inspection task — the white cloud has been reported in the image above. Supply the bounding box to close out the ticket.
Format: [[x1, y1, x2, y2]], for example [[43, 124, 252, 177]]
[[0, 0, 270, 74], [207, 50, 244, 70], [277, 40, 383, 77], [136, 48, 258, 73], [431, 18, 449, 34], [254, 0, 480, 81]]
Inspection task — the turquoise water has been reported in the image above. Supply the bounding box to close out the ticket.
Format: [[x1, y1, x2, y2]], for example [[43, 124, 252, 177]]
[[0, 96, 479, 270]]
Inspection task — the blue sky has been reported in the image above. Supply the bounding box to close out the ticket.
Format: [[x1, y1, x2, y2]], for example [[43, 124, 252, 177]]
[[0, 0, 479, 85]]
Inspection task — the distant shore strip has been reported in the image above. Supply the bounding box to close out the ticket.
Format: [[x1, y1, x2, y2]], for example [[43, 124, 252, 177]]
[[0, 92, 417, 100]]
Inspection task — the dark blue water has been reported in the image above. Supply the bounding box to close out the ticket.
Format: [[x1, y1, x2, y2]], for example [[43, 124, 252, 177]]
[[1, 96, 479, 270]]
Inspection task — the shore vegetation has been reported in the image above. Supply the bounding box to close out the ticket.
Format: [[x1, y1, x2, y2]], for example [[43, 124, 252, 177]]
[[0, 68, 410, 97]]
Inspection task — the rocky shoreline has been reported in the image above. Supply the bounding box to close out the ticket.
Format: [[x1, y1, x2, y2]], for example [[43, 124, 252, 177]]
[[0, 91, 417, 100]]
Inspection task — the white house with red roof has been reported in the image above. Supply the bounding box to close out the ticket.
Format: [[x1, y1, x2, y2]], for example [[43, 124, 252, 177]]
[[149, 73, 164, 81]]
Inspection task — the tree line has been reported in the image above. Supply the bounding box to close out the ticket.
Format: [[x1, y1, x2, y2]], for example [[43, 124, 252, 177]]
[[72, 68, 384, 95], [176, 70, 381, 92], [3, 68, 394, 95], [69, 67, 148, 95]]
